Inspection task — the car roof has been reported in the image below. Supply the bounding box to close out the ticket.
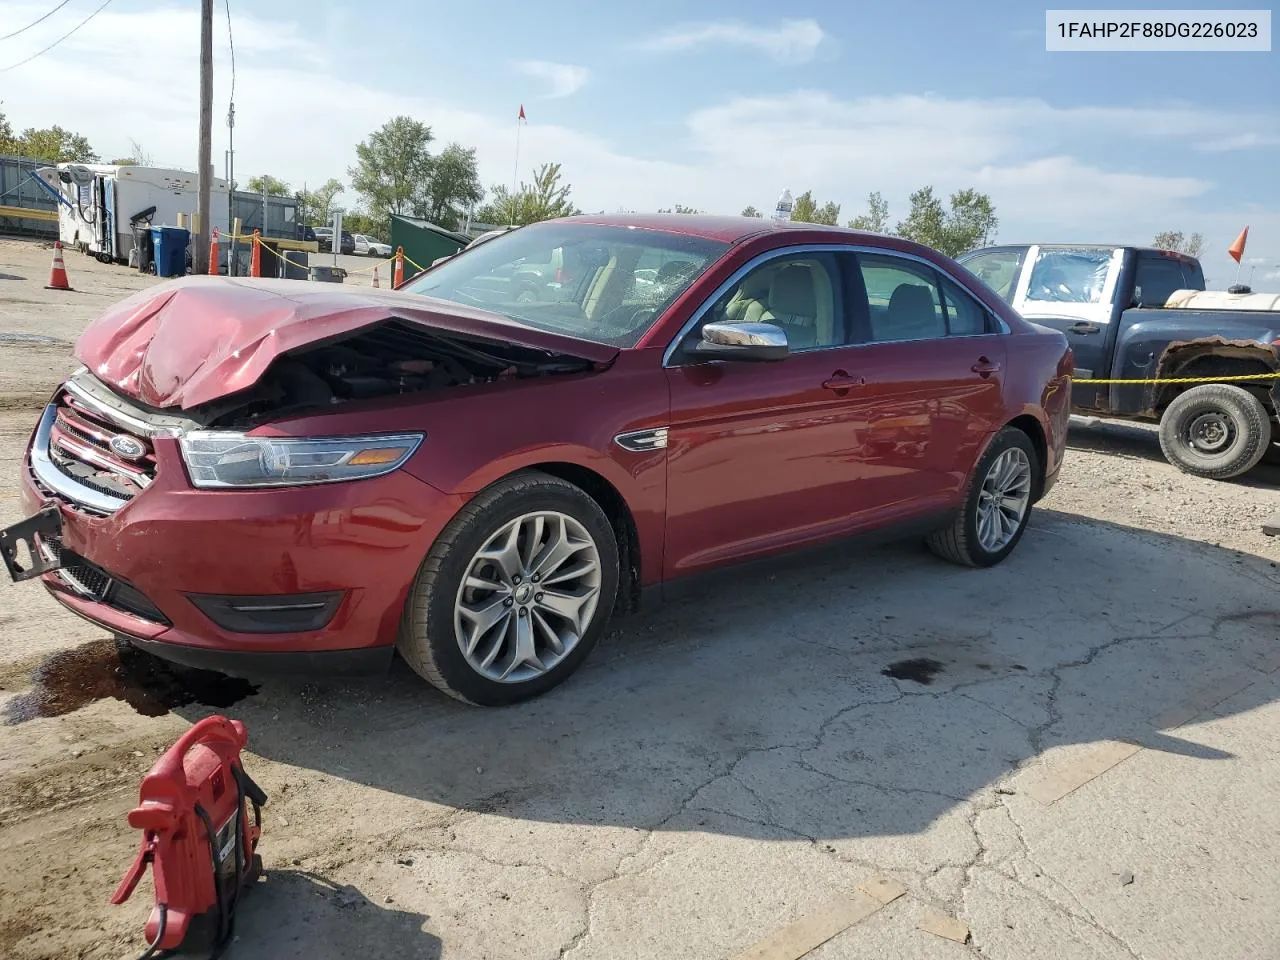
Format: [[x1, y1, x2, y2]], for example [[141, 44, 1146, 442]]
[[560, 213, 874, 245]]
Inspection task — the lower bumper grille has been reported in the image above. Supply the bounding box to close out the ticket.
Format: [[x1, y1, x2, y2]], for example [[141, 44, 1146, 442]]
[[38, 534, 171, 626]]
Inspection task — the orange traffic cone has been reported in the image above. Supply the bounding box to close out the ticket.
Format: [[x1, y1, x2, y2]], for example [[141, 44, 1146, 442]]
[[393, 246, 405, 288], [249, 230, 261, 278], [208, 228, 220, 275], [372, 266, 380, 288], [45, 240, 72, 291]]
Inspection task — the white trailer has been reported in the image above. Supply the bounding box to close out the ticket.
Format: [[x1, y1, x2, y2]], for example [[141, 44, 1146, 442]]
[[34, 163, 229, 265]]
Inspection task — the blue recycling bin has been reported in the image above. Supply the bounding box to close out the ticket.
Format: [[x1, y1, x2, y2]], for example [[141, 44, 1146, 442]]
[[150, 226, 190, 278]]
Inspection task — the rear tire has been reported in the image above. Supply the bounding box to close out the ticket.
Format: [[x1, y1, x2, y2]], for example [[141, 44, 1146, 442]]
[[1158, 383, 1271, 479], [397, 471, 619, 706], [927, 427, 1040, 568]]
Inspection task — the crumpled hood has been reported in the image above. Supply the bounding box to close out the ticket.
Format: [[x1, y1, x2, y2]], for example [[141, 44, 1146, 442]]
[[75, 276, 620, 410]]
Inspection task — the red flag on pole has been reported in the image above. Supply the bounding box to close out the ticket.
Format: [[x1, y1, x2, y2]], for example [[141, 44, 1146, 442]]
[[1228, 226, 1249, 263], [518, 104, 526, 121]]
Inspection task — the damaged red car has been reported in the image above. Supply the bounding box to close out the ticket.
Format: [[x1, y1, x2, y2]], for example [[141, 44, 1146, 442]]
[[0, 215, 1071, 705]]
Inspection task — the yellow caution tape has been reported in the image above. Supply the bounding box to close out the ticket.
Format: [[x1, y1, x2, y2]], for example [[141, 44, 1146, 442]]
[[1074, 372, 1280, 385]]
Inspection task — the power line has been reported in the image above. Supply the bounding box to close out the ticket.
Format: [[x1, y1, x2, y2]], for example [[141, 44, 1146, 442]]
[[0, 0, 114, 73], [223, 0, 235, 102], [0, 0, 73, 42]]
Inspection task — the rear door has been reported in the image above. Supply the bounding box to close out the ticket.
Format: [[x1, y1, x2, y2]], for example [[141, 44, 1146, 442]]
[[1011, 245, 1123, 410], [844, 252, 1008, 508]]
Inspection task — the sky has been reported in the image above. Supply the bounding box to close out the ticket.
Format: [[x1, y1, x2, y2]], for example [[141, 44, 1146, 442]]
[[1, 0, 1278, 284]]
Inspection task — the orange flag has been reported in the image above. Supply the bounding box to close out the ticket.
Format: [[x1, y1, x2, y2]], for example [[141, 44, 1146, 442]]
[[1228, 226, 1249, 263]]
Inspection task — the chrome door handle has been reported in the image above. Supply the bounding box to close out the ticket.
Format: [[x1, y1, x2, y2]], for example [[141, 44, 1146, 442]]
[[822, 372, 866, 392], [971, 357, 1001, 377]]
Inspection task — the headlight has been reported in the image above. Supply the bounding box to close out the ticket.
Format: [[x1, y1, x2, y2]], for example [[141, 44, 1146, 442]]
[[178, 432, 423, 489]]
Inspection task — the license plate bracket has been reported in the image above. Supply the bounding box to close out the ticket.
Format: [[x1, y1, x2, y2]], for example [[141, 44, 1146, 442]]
[[0, 505, 63, 583]]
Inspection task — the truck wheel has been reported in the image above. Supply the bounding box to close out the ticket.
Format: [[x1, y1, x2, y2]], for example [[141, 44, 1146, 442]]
[[1158, 383, 1272, 479], [396, 471, 619, 706], [926, 426, 1040, 568]]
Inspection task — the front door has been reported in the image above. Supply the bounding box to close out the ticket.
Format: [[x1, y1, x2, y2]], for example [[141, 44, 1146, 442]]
[[662, 249, 925, 578]]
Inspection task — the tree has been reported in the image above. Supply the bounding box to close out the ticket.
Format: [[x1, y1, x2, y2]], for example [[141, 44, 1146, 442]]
[[247, 174, 291, 196], [416, 142, 483, 229], [895, 186, 997, 257], [111, 139, 153, 166], [0, 120, 96, 163], [475, 163, 580, 226], [658, 203, 701, 214], [790, 190, 841, 226], [741, 205, 763, 218], [1152, 230, 1204, 258], [348, 116, 434, 221], [846, 191, 890, 233], [296, 178, 345, 225], [341, 211, 384, 240]]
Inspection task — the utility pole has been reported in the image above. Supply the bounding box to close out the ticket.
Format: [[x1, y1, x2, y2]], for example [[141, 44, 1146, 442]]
[[194, 0, 213, 274]]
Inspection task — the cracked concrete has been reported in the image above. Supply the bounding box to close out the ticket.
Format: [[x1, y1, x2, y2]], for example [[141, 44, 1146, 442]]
[[2, 320, 1280, 957]]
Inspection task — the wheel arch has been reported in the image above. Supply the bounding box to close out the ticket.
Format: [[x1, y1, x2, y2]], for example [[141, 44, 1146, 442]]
[[1004, 414, 1048, 500], [1156, 344, 1279, 417], [452, 460, 645, 616], [531, 462, 643, 615]]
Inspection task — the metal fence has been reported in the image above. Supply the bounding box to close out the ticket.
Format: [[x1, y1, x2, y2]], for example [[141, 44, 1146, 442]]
[[0, 154, 58, 239]]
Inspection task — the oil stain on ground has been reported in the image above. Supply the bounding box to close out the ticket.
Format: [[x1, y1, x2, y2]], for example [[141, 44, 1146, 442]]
[[4, 637, 257, 724], [881, 657, 945, 685]]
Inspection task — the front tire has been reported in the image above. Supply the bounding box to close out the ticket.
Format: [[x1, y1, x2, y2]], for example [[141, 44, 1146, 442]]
[[1158, 383, 1271, 479], [397, 471, 619, 705], [927, 427, 1040, 568]]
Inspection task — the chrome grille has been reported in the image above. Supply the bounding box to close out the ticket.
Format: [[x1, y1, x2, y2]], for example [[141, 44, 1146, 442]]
[[45, 391, 156, 504]]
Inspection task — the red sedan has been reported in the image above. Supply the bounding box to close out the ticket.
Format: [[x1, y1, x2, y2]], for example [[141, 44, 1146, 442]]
[[1, 215, 1071, 705]]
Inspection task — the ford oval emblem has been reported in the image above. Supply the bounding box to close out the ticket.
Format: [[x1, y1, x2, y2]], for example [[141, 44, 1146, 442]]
[[109, 434, 146, 461]]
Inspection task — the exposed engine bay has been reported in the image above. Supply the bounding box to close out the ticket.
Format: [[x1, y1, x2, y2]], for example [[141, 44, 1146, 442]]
[[189, 319, 600, 427]]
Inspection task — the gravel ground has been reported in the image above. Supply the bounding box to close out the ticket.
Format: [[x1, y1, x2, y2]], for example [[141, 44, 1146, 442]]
[[1, 236, 1279, 960]]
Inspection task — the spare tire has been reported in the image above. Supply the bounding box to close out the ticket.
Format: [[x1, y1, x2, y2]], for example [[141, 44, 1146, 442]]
[[1158, 383, 1272, 479]]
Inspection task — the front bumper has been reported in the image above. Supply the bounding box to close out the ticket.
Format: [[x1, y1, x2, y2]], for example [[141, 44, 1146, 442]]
[[16, 418, 466, 670]]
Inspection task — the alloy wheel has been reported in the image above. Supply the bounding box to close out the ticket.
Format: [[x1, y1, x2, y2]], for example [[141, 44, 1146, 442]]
[[453, 511, 602, 683]]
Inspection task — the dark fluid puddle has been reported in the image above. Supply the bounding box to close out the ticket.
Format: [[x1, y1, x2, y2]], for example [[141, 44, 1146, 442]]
[[5, 638, 258, 725], [881, 657, 945, 685]]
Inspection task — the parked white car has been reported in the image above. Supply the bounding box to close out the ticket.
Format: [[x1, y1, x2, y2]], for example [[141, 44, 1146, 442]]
[[354, 234, 392, 257]]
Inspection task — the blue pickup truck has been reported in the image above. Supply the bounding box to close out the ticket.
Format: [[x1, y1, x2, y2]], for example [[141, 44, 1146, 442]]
[[959, 244, 1280, 480]]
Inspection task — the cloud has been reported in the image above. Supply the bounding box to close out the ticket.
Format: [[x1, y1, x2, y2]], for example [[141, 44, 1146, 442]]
[[636, 19, 825, 63], [512, 60, 590, 99]]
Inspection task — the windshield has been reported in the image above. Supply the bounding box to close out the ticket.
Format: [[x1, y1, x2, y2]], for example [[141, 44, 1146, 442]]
[[400, 222, 728, 347]]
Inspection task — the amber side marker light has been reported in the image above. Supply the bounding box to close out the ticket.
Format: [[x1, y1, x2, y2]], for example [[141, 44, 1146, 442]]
[[347, 447, 413, 466]]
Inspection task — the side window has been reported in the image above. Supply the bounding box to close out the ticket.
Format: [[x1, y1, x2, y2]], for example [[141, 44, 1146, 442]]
[[857, 254, 946, 343], [941, 278, 991, 336], [959, 249, 1024, 303], [1134, 256, 1185, 307], [699, 253, 842, 351]]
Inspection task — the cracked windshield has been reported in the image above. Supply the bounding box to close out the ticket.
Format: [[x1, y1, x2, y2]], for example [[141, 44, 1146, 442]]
[[402, 223, 727, 346]]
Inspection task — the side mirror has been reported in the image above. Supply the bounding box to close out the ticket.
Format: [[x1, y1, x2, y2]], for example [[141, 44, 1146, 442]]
[[687, 321, 789, 362]]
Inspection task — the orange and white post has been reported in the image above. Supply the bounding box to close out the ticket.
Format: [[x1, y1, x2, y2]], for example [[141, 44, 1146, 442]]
[[208, 228, 220, 276], [249, 230, 262, 278], [393, 246, 405, 288]]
